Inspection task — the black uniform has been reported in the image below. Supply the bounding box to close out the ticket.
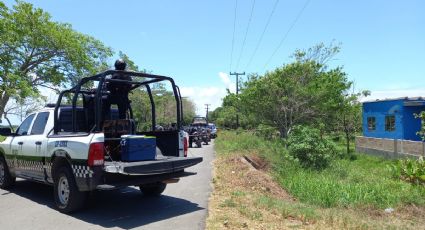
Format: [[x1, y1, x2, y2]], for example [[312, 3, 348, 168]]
[[103, 59, 131, 120]]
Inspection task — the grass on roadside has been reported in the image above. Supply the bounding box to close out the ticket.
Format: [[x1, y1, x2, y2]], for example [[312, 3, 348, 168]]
[[215, 130, 425, 209], [208, 130, 425, 229]]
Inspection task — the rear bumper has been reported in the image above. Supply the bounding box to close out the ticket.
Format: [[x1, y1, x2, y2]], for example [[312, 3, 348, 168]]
[[96, 171, 196, 190], [76, 156, 202, 191]]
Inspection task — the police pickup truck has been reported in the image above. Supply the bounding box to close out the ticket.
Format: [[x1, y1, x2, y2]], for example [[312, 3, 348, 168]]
[[0, 68, 202, 213]]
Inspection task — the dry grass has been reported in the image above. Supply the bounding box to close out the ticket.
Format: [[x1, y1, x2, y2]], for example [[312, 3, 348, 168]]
[[207, 154, 302, 230], [206, 153, 425, 229]]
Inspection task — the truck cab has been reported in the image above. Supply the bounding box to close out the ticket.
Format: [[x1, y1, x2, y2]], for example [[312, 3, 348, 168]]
[[0, 69, 202, 213]]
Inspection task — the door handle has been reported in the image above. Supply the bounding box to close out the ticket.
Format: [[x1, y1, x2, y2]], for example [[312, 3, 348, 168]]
[[35, 141, 42, 145], [18, 141, 24, 145]]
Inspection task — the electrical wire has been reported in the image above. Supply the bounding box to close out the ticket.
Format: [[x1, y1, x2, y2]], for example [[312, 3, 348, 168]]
[[229, 0, 238, 72], [235, 0, 256, 71], [245, 0, 280, 71], [263, 0, 311, 70]]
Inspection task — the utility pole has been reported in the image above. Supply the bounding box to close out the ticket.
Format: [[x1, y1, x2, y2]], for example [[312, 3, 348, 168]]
[[229, 72, 245, 129], [205, 104, 211, 123]]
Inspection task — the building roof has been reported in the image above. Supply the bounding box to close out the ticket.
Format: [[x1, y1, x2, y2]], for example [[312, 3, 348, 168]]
[[363, 97, 425, 105]]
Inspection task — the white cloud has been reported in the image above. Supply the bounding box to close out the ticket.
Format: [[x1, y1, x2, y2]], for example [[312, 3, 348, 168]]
[[219, 72, 236, 94], [180, 86, 226, 115], [180, 72, 235, 114]]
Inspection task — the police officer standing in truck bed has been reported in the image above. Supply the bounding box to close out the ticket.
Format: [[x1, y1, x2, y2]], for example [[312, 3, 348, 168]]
[[103, 59, 132, 120]]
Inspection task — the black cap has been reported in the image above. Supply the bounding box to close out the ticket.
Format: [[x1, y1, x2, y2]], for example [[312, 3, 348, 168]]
[[114, 59, 127, 70]]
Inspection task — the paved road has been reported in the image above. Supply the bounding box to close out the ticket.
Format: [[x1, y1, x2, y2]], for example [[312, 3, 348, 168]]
[[0, 141, 214, 230]]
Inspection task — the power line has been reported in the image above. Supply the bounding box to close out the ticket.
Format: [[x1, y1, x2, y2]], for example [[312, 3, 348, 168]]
[[235, 0, 256, 71], [229, 0, 238, 72], [263, 0, 311, 70], [245, 0, 280, 71]]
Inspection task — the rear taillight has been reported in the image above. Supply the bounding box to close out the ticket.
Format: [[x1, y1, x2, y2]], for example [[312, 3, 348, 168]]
[[183, 137, 188, 157], [88, 142, 104, 166]]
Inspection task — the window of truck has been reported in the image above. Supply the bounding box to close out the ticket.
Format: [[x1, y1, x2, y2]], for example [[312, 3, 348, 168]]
[[16, 114, 35, 136], [31, 112, 50, 135]]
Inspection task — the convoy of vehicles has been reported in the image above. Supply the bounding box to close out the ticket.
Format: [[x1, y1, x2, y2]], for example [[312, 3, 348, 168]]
[[185, 117, 215, 148], [0, 69, 202, 213]]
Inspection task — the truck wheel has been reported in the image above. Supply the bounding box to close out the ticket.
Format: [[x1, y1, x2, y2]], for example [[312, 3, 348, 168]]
[[53, 166, 87, 213], [0, 156, 15, 189], [139, 182, 166, 196]]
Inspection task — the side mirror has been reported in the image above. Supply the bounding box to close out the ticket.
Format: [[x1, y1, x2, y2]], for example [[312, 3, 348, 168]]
[[0, 127, 12, 136]]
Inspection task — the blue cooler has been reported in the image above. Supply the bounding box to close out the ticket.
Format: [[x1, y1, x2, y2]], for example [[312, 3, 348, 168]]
[[120, 135, 156, 161]]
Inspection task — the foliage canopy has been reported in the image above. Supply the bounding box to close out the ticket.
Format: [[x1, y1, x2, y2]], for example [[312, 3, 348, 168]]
[[0, 1, 112, 117]]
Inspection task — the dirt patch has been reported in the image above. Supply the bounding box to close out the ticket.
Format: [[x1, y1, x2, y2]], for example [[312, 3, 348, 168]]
[[240, 156, 292, 200], [243, 154, 270, 171], [207, 154, 306, 229]]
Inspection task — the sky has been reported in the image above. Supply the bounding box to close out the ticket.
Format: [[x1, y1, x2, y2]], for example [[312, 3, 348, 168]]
[[3, 0, 425, 121]]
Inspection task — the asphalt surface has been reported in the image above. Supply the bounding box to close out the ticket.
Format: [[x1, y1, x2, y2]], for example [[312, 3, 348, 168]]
[[0, 140, 214, 230]]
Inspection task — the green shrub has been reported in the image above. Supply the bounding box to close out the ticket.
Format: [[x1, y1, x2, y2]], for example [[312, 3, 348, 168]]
[[287, 125, 336, 169], [414, 111, 425, 141], [390, 157, 425, 185]]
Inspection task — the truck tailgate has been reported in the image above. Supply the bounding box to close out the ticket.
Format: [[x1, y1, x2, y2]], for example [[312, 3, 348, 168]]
[[104, 156, 203, 175]]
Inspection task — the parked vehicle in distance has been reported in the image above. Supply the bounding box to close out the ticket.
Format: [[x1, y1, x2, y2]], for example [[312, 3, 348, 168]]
[[208, 123, 217, 138], [190, 116, 211, 145], [200, 127, 210, 145], [187, 126, 202, 148], [0, 68, 202, 213]]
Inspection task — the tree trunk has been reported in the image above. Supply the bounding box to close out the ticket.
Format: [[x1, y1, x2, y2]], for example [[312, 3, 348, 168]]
[[3, 114, 14, 132], [346, 132, 350, 154], [279, 126, 288, 139], [0, 93, 10, 121]]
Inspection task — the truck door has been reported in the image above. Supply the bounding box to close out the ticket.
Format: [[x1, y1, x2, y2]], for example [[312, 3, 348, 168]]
[[10, 113, 36, 178], [19, 112, 50, 181]]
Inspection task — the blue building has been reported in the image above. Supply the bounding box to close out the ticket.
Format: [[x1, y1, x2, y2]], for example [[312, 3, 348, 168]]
[[362, 97, 425, 141]]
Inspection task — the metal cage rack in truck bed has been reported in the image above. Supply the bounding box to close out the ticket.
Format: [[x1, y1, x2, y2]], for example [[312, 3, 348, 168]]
[[0, 69, 202, 213]]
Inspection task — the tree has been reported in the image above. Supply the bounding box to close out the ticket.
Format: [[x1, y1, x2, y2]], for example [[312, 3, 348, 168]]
[[215, 106, 238, 129], [0, 1, 112, 118], [240, 43, 351, 138], [337, 94, 362, 154], [335, 90, 370, 154], [1, 97, 44, 130], [5, 97, 44, 122], [182, 98, 196, 125], [213, 89, 257, 129]]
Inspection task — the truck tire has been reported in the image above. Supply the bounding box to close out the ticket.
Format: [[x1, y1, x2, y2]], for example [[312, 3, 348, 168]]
[[0, 156, 15, 189], [53, 166, 87, 213], [139, 182, 166, 196]]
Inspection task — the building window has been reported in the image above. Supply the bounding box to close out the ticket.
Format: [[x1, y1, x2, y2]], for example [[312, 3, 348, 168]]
[[367, 117, 376, 131], [385, 115, 396, 131]]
